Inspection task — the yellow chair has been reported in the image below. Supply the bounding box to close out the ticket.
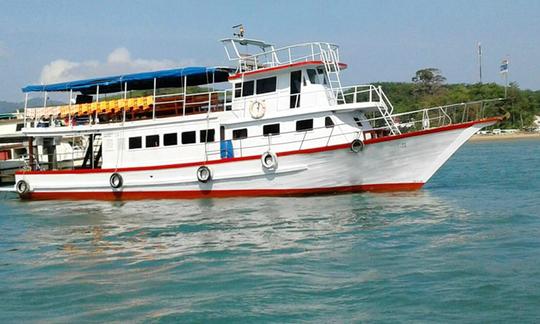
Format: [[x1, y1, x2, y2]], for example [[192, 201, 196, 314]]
[[90, 102, 98, 113], [127, 98, 137, 109], [80, 103, 90, 115], [136, 97, 146, 108], [146, 96, 154, 107], [117, 99, 126, 111], [107, 100, 119, 112], [60, 105, 70, 117]]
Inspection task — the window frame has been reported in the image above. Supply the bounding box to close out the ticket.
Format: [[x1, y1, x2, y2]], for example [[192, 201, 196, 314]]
[[232, 128, 248, 140], [145, 135, 160, 148], [181, 131, 196, 144], [296, 119, 314, 132], [128, 136, 142, 150], [256, 77, 277, 95], [163, 133, 178, 146], [200, 129, 215, 143], [263, 123, 280, 136]]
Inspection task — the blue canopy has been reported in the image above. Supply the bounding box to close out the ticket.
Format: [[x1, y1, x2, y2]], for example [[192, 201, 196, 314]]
[[22, 66, 232, 94]]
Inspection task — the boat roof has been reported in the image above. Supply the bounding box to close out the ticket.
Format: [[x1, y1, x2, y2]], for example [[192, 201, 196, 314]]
[[22, 66, 233, 94]]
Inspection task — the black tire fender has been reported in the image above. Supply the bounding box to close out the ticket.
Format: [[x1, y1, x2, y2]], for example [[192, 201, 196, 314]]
[[15, 180, 30, 195], [350, 139, 365, 153], [110, 173, 123, 189], [197, 166, 212, 183]]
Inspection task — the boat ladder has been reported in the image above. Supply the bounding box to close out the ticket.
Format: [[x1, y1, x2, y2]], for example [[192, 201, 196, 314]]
[[320, 47, 346, 105]]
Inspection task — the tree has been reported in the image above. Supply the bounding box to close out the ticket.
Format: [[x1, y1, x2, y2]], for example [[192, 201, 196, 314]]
[[412, 68, 446, 96]]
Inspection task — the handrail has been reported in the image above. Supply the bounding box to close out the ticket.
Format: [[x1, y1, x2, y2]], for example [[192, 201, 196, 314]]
[[232, 42, 340, 72]]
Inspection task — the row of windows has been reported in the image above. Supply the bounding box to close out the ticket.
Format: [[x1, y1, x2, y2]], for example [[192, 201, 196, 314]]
[[234, 76, 277, 98], [129, 129, 215, 149], [233, 117, 335, 139], [128, 117, 336, 149]]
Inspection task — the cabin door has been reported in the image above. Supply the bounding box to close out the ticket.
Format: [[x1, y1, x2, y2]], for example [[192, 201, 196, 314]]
[[290, 70, 302, 108]]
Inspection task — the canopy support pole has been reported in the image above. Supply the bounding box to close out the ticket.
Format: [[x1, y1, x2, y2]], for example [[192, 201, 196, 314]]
[[152, 77, 156, 120], [23, 93, 28, 127], [68, 89, 73, 129], [183, 76, 187, 116], [95, 85, 100, 125], [123, 82, 127, 125]]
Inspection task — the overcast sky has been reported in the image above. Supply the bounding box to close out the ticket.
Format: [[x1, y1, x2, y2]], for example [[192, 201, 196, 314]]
[[0, 0, 538, 101]]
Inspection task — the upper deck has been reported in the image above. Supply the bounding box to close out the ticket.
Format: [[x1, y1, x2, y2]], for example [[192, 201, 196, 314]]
[[19, 35, 396, 136]]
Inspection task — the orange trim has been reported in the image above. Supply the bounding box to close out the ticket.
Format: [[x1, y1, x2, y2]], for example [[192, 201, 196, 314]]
[[16, 117, 501, 176], [21, 182, 424, 200], [228, 61, 348, 80]]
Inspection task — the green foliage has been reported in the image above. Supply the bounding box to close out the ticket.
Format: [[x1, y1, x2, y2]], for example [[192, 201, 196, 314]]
[[376, 77, 540, 129]]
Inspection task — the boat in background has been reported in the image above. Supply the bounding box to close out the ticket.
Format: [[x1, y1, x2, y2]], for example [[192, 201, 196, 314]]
[[0, 111, 86, 184], [14, 31, 504, 199]]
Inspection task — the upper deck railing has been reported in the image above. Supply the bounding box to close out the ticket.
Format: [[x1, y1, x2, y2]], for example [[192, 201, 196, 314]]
[[221, 38, 341, 72]]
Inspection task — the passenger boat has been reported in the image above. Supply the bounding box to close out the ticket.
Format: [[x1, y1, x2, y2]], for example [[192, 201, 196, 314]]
[[0, 112, 86, 184], [14, 33, 503, 200]]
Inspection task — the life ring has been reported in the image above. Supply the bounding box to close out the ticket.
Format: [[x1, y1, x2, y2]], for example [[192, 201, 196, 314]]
[[249, 100, 266, 119], [261, 151, 278, 169], [15, 180, 30, 195], [350, 139, 364, 153], [197, 166, 212, 183], [110, 172, 123, 189]]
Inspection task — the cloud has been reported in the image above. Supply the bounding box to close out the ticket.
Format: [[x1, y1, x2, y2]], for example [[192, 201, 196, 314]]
[[39, 47, 195, 84]]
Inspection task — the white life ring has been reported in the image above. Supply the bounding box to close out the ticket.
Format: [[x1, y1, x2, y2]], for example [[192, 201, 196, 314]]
[[110, 173, 123, 189], [249, 100, 266, 119], [261, 151, 278, 169], [197, 166, 212, 183], [350, 139, 365, 153], [15, 180, 30, 195]]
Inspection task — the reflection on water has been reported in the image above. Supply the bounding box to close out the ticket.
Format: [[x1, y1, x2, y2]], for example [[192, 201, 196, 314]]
[[9, 191, 462, 267]]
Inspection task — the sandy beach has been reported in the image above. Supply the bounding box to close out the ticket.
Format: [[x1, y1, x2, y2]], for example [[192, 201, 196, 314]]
[[470, 132, 540, 142]]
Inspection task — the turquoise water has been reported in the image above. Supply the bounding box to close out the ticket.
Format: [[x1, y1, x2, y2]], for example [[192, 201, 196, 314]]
[[1, 139, 539, 322]]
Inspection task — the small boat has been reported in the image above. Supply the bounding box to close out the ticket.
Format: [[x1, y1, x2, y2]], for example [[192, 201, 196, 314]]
[[14, 32, 504, 200]]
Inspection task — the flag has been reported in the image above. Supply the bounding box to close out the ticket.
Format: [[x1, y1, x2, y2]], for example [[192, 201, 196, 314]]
[[500, 59, 509, 73], [478, 42, 482, 56]]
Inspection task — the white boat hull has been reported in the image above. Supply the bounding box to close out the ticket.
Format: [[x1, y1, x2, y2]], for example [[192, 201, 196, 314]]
[[14, 119, 497, 200]]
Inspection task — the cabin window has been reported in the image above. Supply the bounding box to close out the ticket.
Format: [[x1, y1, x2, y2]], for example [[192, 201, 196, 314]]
[[16, 123, 24, 132], [233, 128, 248, 140], [263, 123, 280, 136], [234, 83, 242, 98], [164, 133, 178, 146], [256, 77, 277, 94], [317, 68, 328, 85], [182, 131, 196, 144], [200, 129, 215, 143], [307, 69, 318, 84], [146, 135, 159, 148], [353, 117, 362, 127], [290, 70, 302, 108], [325, 116, 335, 128], [296, 119, 313, 132], [243, 80, 255, 97], [234, 80, 255, 97], [129, 136, 142, 149]]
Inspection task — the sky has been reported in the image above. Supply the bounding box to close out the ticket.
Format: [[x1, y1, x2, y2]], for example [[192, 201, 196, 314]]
[[0, 0, 539, 101]]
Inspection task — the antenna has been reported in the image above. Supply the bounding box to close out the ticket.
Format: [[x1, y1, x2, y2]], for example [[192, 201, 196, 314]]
[[232, 24, 244, 38]]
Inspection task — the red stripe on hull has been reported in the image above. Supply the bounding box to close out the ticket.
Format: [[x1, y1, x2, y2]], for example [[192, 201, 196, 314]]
[[21, 183, 424, 201], [17, 117, 501, 176]]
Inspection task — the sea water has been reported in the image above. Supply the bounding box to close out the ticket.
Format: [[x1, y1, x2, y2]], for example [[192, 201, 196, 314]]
[[0, 139, 539, 322]]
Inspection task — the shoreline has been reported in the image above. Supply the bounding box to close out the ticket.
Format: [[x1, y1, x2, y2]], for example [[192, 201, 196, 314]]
[[469, 132, 540, 142]]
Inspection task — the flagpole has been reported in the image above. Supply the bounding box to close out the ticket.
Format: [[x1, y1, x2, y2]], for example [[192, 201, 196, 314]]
[[478, 42, 482, 83], [504, 56, 509, 98]]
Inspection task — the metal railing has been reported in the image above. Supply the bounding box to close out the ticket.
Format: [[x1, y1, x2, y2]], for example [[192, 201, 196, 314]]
[[362, 98, 505, 135], [233, 42, 340, 72]]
